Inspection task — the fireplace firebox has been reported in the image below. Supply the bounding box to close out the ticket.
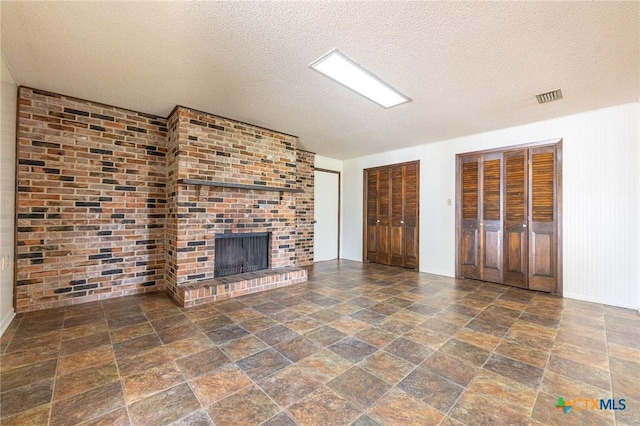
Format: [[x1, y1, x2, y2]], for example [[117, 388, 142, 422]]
[[214, 233, 270, 278]]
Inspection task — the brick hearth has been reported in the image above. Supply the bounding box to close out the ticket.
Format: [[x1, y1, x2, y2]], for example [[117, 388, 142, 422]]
[[176, 267, 307, 307]]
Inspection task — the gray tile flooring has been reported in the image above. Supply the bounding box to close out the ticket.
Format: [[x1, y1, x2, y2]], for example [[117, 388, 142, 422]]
[[1, 260, 639, 425]]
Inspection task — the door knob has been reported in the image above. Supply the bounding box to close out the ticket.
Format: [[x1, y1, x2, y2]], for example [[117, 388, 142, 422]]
[[522, 224, 527, 228], [401, 221, 404, 224], [377, 220, 380, 223]]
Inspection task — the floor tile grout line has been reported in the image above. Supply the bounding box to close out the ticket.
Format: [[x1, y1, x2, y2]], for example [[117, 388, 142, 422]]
[[109, 298, 196, 425], [358, 359, 423, 425], [341, 282, 478, 423], [603, 307, 618, 426], [121, 298, 169, 426], [206, 290, 410, 423], [0, 314, 24, 357], [430, 291, 504, 423], [92, 304, 126, 426], [531, 299, 615, 422], [483, 289, 545, 421], [427, 287, 550, 423], [364, 280, 514, 423], [48, 303, 111, 426], [551, 307, 617, 390], [4, 263, 639, 425], [171, 295, 297, 424], [46, 308, 65, 426]]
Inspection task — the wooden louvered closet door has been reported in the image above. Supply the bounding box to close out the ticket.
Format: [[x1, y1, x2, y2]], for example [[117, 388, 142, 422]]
[[459, 155, 480, 279], [503, 150, 528, 288], [365, 168, 390, 265], [457, 142, 560, 293], [364, 161, 419, 269], [481, 153, 503, 283], [528, 145, 558, 292]]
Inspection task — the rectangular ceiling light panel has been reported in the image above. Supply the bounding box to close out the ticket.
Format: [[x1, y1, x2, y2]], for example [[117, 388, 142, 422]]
[[309, 49, 410, 108]]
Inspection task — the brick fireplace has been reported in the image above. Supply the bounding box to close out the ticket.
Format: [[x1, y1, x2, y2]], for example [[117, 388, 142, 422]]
[[15, 88, 313, 312], [165, 106, 312, 307]]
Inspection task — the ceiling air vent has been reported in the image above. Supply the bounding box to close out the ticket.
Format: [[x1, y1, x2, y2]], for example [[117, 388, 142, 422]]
[[536, 89, 563, 104]]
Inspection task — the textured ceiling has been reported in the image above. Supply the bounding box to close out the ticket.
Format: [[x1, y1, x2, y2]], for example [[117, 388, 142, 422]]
[[2, 1, 638, 159]]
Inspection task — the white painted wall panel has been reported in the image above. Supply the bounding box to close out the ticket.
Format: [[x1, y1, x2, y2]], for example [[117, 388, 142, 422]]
[[0, 54, 17, 335], [342, 103, 640, 309], [315, 155, 343, 172]]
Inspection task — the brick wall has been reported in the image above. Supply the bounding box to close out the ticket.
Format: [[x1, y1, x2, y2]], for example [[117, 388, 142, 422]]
[[15, 91, 314, 312], [16, 88, 167, 312], [295, 150, 315, 266], [173, 107, 299, 188], [164, 111, 181, 295]]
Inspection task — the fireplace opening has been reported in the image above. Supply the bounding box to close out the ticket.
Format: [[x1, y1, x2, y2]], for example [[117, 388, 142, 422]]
[[214, 232, 270, 278]]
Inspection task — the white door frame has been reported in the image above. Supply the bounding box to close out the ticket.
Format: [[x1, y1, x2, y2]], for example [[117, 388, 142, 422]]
[[314, 168, 341, 261]]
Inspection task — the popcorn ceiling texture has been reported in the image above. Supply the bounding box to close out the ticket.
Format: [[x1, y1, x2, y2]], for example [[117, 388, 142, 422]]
[[15, 88, 314, 312], [3, 2, 637, 160]]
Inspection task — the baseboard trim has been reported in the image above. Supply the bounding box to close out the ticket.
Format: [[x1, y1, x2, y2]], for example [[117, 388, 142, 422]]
[[563, 291, 640, 311], [0, 309, 16, 337]]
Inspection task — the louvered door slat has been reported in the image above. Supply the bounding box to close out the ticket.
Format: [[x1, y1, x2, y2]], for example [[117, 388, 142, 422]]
[[483, 159, 501, 221], [531, 152, 555, 222], [462, 162, 479, 220], [390, 165, 404, 266], [365, 171, 380, 263], [378, 169, 391, 265]]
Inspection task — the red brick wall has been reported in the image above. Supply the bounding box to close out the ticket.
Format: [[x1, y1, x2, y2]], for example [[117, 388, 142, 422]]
[[16, 88, 167, 312], [295, 150, 315, 266], [164, 111, 181, 294], [173, 107, 299, 188], [15, 91, 314, 312]]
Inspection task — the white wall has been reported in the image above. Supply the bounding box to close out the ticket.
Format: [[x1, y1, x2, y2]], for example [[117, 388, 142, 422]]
[[637, 102, 640, 310], [315, 155, 343, 172], [0, 53, 17, 335], [342, 103, 640, 310]]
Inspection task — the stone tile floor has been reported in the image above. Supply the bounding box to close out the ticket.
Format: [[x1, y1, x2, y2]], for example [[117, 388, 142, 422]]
[[1, 260, 639, 425]]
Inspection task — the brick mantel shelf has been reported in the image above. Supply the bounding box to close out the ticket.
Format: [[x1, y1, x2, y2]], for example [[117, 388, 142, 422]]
[[178, 178, 304, 193]]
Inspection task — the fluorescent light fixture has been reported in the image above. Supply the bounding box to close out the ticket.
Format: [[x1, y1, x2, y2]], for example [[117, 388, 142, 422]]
[[309, 49, 410, 108]]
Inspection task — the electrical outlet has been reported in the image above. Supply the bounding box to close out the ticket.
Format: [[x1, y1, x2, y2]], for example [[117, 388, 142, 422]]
[[1, 255, 7, 271], [447, 198, 452, 206]]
